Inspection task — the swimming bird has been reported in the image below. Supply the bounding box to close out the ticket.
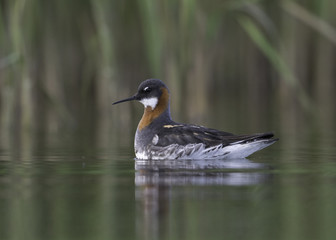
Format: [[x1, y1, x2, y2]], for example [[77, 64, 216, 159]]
[[113, 79, 278, 160]]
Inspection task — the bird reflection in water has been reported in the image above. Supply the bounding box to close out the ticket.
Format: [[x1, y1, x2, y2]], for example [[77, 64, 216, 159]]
[[134, 158, 272, 239]]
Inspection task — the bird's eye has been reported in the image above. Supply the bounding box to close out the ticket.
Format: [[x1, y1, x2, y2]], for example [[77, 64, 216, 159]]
[[143, 87, 151, 93]]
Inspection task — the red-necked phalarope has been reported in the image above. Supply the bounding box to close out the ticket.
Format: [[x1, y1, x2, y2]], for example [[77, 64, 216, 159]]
[[113, 79, 278, 160]]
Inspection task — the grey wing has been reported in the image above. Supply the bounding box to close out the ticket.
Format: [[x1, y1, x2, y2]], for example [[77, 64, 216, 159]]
[[155, 125, 231, 147], [155, 124, 275, 147]]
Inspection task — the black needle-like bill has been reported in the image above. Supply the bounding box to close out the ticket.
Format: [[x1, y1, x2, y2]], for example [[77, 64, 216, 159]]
[[112, 96, 136, 105]]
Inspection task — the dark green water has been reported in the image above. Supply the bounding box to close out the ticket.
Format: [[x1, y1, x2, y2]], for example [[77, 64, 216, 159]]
[[0, 133, 336, 240]]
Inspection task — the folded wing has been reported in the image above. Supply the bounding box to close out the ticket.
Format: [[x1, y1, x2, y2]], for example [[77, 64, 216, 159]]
[[156, 124, 275, 148]]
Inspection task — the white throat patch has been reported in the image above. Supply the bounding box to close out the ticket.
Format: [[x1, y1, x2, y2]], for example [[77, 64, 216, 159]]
[[139, 97, 158, 110]]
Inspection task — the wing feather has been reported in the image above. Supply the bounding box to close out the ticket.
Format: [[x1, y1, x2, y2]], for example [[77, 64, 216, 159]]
[[156, 124, 274, 148]]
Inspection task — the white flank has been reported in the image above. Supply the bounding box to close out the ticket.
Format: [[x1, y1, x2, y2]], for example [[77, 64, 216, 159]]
[[139, 97, 158, 110], [135, 151, 148, 160], [135, 139, 275, 160]]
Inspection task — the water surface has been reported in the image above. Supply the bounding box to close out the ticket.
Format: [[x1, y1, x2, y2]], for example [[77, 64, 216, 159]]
[[0, 134, 336, 240]]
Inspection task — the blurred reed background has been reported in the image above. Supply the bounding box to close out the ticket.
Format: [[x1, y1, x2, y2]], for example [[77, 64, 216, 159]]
[[0, 0, 335, 151]]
